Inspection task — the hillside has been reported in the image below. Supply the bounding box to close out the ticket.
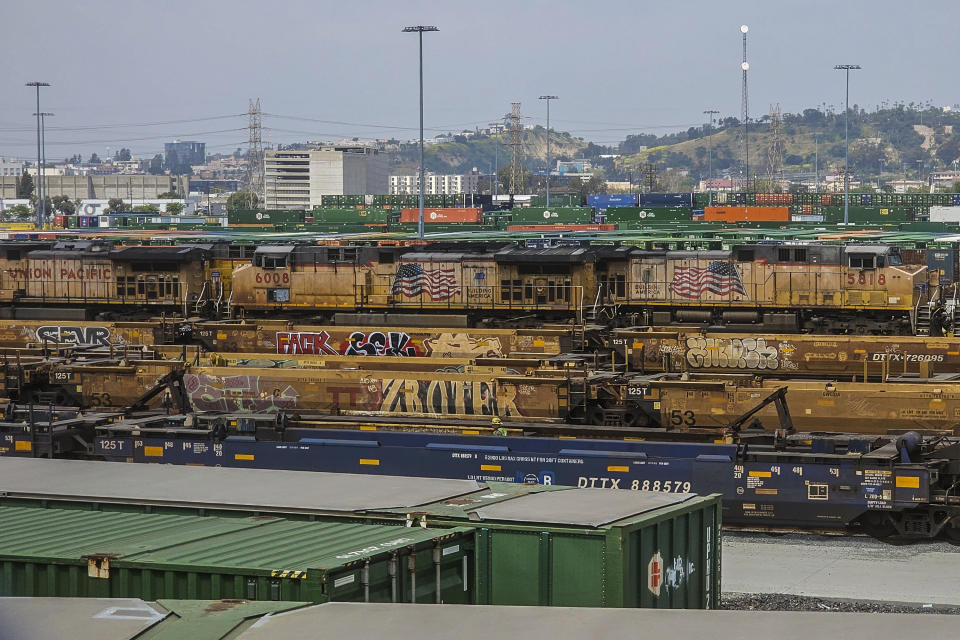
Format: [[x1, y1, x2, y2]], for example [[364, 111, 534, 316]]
[[385, 104, 960, 185]]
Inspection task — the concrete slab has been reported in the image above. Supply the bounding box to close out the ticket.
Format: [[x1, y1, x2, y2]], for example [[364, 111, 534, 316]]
[[723, 532, 960, 605]]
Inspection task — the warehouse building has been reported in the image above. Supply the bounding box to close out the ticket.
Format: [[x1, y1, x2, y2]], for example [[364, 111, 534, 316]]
[[0, 174, 189, 199], [264, 147, 388, 209]]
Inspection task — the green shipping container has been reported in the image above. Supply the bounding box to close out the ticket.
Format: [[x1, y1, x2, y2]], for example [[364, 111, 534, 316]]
[[508, 207, 594, 224], [0, 505, 474, 604], [605, 207, 691, 224], [400, 488, 722, 609]]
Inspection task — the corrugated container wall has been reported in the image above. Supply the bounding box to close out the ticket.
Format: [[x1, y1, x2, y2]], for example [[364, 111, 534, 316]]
[[640, 193, 694, 207], [399, 208, 482, 223], [703, 206, 790, 222]]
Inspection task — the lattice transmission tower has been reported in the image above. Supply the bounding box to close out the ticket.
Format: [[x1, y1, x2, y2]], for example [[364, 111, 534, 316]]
[[765, 104, 785, 187], [246, 98, 265, 202], [507, 102, 524, 194]]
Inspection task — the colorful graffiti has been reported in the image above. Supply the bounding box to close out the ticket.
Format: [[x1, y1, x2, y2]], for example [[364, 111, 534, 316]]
[[276, 331, 338, 355], [343, 331, 420, 356], [36, 325, 111, 346], [276, 330, 421, 356], [183, 374, 299, 412], [685, 336, 779, 370], [420, 333, 504, 358]]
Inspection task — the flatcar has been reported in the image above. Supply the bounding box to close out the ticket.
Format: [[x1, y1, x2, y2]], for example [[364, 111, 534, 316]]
[[87, 421, 960, 541]]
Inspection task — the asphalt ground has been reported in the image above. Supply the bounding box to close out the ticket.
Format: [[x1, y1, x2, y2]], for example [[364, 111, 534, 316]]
[[722, 531, 960, 608]]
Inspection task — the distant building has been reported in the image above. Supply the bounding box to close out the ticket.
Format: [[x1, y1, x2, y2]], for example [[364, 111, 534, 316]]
[[556, 160, 592, 175], [887, 179, 926, 194], [164, 141, 206, 168], [696, 178, 748, 193], [389, 173, 479, 195], [264, 147, 388, 209], [0, 157, 23, 178], [0, 174, 188, 200]]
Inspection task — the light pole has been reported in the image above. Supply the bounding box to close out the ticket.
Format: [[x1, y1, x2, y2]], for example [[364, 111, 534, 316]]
[[489, 122, 502, 199], [402, 25, 439, 239], [703, 109, 719, 205], [539, 96, 557, 207], [34, 112, 53, 225], [740, 25, 749, 192], [26, 81, 50, 229], [814, 132, 819, 191], [834, 64, 861, 224]]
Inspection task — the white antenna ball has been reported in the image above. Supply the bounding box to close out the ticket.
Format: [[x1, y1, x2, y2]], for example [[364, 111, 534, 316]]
[[740, 25, 749, 33], [741, 62, 750, 71]]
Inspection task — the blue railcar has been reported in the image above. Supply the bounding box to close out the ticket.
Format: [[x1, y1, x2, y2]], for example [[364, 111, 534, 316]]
[[91, 426, 952, 539]]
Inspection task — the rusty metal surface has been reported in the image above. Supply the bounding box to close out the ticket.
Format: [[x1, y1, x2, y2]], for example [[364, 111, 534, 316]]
[[613, 328, 960, 377]]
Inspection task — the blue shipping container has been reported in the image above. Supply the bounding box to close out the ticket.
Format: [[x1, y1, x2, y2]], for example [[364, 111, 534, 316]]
[[862, 193, 873, 205], [639, 193, 693, 207], [587, 194, 638, 210], [953, 194, 960, 206]]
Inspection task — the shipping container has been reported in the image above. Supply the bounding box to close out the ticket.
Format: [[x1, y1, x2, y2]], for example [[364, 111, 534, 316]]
[[703, 206, 790, 222], [506, 224, 616, 232], [0, 459, 722, 609], [639, 193, 693, 207], [399, 208, 482, 224], [927, 247, 958, 283], [0, 504, 474, 604], [587, 194, 638, 210], [507, 207, 594, 225], [605, 207, 691, 223], [929, 206, 960, 223]]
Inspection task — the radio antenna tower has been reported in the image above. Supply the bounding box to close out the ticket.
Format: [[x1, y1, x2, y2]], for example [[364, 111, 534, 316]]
[[766, 104, 785, 187], [507, 102, 524, 194], [246, 98, 265, 203], [740, 25, 750, 191]]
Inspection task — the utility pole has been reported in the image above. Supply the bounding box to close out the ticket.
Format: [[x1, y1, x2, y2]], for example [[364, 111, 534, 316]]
[[814, 133, 819, 191], [403, 25, 439, 239], [740, 25, 750, 192], [26, 81, 50, 229], [834, 64, 861, 224], [703, 109, 719, 205], [35, 112, 53, 223], [507, 103, 524, 195], [538, 95, 557, 207]]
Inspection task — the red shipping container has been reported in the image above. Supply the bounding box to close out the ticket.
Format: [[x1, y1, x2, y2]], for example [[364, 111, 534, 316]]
[[703, 206, 790, 222], [399, 207, 482, 223]]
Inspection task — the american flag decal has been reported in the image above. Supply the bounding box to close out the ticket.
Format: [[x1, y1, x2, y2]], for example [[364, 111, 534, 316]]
[[670, 261, 747, 299], [392, 263, 460, 300]]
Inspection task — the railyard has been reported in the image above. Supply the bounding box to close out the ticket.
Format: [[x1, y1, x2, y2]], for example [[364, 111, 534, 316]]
[[6, 201, 960, 630]]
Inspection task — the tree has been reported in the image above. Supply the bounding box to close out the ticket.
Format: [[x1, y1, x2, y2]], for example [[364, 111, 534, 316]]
[[5, 204, 32, 220], [114, 148, 131, 162], [157, 191, 178, 199], [567, 173, 607, 200], [227, 191, 260, 213], [104, 198, 125, 213], [149, 154, 164, 175], [496, 164, 533, 194], [89, 153, 101, 164], [165, 202, 184, 215], [16, 172, 34, 199], [52, 196, 76, 215], [132, 204, 160, 212]]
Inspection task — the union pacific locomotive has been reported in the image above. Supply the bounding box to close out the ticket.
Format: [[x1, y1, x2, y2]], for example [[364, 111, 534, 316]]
[[0, 239, 942, 334]]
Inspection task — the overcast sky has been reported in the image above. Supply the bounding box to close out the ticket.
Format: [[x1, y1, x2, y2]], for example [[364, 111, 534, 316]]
[[2, 0, 957, 160]]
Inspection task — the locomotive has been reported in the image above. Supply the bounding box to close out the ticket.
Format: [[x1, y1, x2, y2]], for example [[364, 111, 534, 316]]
[[0, 239, 938, 334], [230, 241, 931, 333]]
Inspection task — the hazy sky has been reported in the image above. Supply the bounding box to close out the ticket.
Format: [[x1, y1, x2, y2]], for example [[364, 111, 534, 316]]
[[2, 0, 957, 160]]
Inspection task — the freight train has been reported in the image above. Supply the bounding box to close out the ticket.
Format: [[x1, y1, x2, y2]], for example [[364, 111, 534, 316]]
[[2, 238, 947, 334], [3, 402, 958, 541]]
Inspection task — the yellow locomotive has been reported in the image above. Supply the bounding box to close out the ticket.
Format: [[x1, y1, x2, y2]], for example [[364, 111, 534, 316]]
[[0, 240, 935, 334], [230, 242, 930, 333]]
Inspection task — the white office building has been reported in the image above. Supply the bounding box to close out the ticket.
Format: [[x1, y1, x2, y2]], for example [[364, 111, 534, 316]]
[[264, 147, 388, 209], [389, 172, 479, 195]]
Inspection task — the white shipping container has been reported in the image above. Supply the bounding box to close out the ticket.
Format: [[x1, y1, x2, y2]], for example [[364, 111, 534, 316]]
[[930, 206, 960, 223]]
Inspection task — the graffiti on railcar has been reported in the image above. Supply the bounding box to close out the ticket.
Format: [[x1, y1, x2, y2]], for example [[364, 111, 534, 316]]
[[276, 330, 338, 355], [421, 333, 504, 358], [685, 336, 780, 370], [343, 331, 420, 356], [36, 325, 111, 346], [183, 374, 299, 412]]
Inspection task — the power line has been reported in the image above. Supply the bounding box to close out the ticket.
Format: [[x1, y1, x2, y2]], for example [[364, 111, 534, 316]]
[[0, 114, 245, 133]]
